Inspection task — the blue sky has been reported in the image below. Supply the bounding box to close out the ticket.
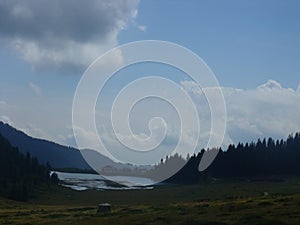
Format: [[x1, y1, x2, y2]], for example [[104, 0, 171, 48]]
[[120, 0, 300, 89], [0, 1, 300, 163]]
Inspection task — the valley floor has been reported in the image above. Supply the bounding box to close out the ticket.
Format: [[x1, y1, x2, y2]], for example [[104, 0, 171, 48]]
[[0, 177, 300, 225]]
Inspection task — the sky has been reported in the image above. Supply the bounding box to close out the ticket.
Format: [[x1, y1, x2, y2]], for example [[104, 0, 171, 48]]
[[0, 0, 300, 164]]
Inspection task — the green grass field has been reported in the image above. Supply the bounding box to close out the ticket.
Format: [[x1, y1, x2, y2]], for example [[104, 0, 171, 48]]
[[1, 178, 300, 225]]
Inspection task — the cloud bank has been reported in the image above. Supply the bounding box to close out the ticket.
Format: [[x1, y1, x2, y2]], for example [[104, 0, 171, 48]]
[[70, 79, 300, 163], [182, 80, 300, 145], [0, 0, 139, 72], [1, 79, 300, 160]]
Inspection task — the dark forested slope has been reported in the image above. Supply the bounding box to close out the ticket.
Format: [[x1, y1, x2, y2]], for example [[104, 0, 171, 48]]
[[0, 134, 56, 201], [0, 121, 91, 169], [163, 133, 300, 183], [0, 122, 130, 171]]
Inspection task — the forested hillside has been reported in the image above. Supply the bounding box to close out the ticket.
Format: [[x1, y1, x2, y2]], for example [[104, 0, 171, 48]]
[[0, 134, 56, 201], [162, 133, 300, 183], [0, 121, 91, 169], [0, 122, 131, 171]]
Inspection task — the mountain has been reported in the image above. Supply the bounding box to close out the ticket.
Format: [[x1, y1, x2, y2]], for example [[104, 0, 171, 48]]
[[0, 121, 124, 170]]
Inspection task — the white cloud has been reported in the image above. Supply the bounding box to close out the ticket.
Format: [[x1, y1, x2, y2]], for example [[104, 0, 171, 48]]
[[138, 25, 147, 32], [29, 82, 42, 96], [21, 122, 51, 140], [180, 80, 203, 95], [182, 79, 300, 145], [72, 125, 101, 150], [257, 79, 282, 91], [1, 115, 13, 126], [0, 102, 14, 126], [0, 0, 139, 72]]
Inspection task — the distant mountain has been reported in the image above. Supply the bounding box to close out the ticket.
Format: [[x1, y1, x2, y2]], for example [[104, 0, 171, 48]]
[[0, 121, 125, 170]]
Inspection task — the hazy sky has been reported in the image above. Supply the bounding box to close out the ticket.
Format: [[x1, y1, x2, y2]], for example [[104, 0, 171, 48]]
[[0, 0, 300, 162]]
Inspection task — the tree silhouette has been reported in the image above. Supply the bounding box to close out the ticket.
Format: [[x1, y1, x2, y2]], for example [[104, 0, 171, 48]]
[[0, 134, 56, 201], [152, 133, 300, 183]]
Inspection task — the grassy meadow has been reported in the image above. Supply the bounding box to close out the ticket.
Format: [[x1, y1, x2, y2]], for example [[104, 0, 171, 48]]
[[0, 178, 299, 225]]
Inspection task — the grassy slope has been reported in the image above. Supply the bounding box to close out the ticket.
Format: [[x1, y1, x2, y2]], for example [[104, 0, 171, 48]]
[[0, 178, 300, 225]]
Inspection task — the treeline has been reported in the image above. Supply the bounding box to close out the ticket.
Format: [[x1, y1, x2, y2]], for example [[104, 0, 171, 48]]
[[0, 134, 58, 201], [162, 133, 300, 183]]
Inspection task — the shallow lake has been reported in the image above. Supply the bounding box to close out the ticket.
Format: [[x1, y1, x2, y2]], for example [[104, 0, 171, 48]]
[[53, 171, 155, 191]]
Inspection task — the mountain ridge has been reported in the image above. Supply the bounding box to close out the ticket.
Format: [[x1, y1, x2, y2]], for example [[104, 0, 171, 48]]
[[0, 121, 125, 170]]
